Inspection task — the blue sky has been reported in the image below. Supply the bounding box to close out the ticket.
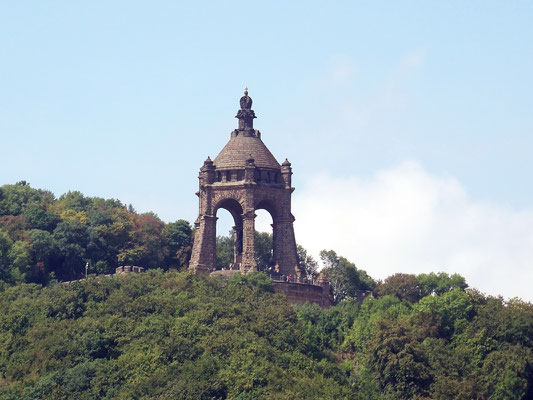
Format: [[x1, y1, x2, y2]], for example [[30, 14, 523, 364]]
[[1, 1, 532, 300]]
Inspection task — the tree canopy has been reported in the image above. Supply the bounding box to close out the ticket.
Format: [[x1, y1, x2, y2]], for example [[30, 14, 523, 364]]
[[0, 183, 192, 285]]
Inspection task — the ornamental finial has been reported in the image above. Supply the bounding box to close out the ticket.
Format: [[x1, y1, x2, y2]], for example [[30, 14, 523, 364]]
[[236, 88, 256, 131]]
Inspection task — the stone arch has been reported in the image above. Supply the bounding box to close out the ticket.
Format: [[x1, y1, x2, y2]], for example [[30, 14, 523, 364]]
[[214, 198, 244, 270], [255, 198, 286, 275], [255, 198, 279, 221], [253, 207, 275, 273], [214, 198, 244, 225]]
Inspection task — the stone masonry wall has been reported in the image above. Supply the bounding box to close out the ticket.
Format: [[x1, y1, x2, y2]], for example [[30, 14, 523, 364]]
[[272, 281, 333, 308]]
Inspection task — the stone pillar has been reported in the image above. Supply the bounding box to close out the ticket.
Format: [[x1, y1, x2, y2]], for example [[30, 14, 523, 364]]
[[273, 216, 298, 276], [189, 214, 217, 273], [241, 211, 257, 273]]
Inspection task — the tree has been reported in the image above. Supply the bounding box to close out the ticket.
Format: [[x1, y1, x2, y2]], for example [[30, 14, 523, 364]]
[[0, 182, 42, 216], [27, 229, 58, 283], [86, 208, 133, 274], [56, 191, 92, 213], [320, 250, 375, 302], [417, 272, 468, 297], [297, 245, 318, 280], [254, 231, 273, 272], [162, 220, 192, 270], [366, 315, 437, 399], [8, 240, 32, 283], [414, 288, 474, 337], [52, 220, 90, 280], [23, 203, 59, 232], [216, 233, 234, 270], [123, 212, 165, 269], [374, 273, 421, 303], [0, 230, 13, 282], [216, 231, 275, 272]]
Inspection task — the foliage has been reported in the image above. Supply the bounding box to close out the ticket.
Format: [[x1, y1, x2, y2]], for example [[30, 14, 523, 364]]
[[374, 272, 469, 304], [216, 231, 316, 277], [341, 290, 533, 399], [0, 271, 353, 399], [417, 272, 468, 297], [320, 250, 375, 302], [0, 183, 193, 285], [1, 182, 533, 399], [254, 231, 273, 272], [297, 244, 318, 280], [216, 232, 234, 270], [374, 273, 421, 303]]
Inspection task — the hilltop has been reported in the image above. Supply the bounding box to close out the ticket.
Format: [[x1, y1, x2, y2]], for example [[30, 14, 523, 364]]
[[1, 182, 533, 399]]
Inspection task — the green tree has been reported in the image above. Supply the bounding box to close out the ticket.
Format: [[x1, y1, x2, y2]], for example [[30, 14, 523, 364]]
[[56, 191, 92, 213], [162, 219, 192, 270], [52, 220, 89, 280], [22, 203, 59, 232], [86, 208, 133, 274], [374, 273, 421, 303], [366, 313, 439, 399], [297, 244, 318, 280], [414, 287, 474, 337], [481, 345, 533, 400], [0, 182, 42, 216], [417, 272, 468, 297], [0, 230, 13, 282], [254, 231, 273, 272], [27, 229, 58, 283], [320, 249, 375, 302], [216, 233, 234, 270], [8, 240, 32, 283]]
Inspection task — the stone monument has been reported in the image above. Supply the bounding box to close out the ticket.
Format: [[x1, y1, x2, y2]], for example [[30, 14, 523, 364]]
[[189, 89, 299, 276]]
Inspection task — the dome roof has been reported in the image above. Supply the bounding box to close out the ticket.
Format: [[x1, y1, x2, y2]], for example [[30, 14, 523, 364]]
[[213, 134, 281, 170]]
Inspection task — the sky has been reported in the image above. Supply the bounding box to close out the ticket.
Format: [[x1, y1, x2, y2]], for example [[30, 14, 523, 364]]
[[1, 1, 532, 301]]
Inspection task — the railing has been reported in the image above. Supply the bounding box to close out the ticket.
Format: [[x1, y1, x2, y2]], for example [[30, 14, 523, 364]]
[[268, 274, 326, 286]]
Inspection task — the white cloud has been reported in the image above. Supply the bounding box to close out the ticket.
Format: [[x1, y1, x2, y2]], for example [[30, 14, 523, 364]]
[[290, 161, 533, 302]]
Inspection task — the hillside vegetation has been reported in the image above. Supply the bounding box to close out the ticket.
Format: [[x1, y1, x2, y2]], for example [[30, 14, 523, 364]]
[[1, 182, 532, 399], [0, 271, 532, 399], [0, 181, 192, 284]]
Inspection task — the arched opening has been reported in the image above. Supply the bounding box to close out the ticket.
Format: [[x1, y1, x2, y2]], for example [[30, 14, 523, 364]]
[[214, 199, 243, 270], [255, 201, 276, 274]]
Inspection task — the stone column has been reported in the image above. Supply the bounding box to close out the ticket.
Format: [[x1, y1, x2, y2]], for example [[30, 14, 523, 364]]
[[241, 211, 257, 273], [272, 216, 298, 276], [189, 214, 217, 273]]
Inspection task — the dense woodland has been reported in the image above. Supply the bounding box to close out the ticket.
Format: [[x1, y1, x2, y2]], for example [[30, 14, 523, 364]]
[[0, 181, 193, 284], [1, 182, 532, 399]]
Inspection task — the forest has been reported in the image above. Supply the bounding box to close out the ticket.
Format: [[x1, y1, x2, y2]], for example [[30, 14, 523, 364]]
[[0, 181, 192, 284], [0, 182, 532, 399]]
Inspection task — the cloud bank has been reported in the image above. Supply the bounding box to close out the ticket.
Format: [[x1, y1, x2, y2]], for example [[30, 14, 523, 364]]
[[289, 161, 533, 302]]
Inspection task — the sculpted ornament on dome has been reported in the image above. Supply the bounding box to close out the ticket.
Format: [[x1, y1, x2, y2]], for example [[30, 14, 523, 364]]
[[236, 108, 256, 120], [240, 88, 253, 110]]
